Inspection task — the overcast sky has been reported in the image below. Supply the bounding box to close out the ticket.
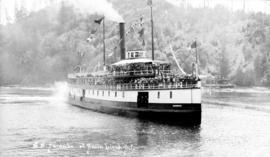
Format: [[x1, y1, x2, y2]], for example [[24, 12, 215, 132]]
[[1, 0, 270, 25], [166, 0, 270, 13]]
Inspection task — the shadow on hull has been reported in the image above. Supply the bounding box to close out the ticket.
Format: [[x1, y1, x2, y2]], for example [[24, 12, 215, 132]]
[[68, 97, 201, 127]]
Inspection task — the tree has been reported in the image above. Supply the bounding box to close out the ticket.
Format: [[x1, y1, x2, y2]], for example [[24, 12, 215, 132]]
[[219, 46, 230, 79]]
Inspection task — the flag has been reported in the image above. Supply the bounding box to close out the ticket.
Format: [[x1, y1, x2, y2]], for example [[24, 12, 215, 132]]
[[138, 28, 144, 37], [139, 15, 144, 27], [130, 25, 135, 32], [86, 31, 96, 42], [94, 17, 104, 24], [147, 0, 152, 6], [86, 35, 94, 42], [90, 29, 97, 34], [142, 39, 145, 46], [138, 15, 144, 37], [108, 52, 113, 57], [86, 37, 91, 42], [191, 41, 197, 49]]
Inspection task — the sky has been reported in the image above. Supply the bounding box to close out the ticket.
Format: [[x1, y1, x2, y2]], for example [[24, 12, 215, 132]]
[[166, 0, 270, 13], [0, 0, 56, 25], [1, 0, 270, 25], [0, 0, 123, 25]]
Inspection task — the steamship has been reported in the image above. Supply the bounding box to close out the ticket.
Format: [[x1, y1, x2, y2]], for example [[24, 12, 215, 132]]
[[67, 5, 201, 124]]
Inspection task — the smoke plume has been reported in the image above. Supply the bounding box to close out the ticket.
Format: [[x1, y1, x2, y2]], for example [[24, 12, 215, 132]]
[[64, 0, 124, 22], [0, 0, 124, 25]]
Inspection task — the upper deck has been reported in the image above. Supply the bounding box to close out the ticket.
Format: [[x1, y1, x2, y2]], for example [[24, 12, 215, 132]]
[[68, 50, 200, 90], [109, 57, 171, 78]]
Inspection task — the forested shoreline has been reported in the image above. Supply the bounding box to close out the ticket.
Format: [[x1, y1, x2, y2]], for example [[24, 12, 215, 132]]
[[0, 0, 270, 86]]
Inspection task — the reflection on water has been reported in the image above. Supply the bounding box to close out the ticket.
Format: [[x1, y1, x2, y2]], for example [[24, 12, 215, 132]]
[[1, 84, 270, 156], [203, 87, 270, 106], [203, 87, 270, 113]]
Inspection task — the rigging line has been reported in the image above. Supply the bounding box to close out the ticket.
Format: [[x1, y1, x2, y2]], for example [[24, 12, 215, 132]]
[[170, 47, 193, 69], [169, 44, 186, 75]]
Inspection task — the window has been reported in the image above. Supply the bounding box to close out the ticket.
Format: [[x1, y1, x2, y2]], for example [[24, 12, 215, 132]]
[[102, 91, 104, 96], [157, 92, 160, 99], [122, 91, 125, 98], [115, 91, 117, 97], [170, 91, 172, 99], [135, 52, 139, 57], [92, 90, 94, 95], [97, 90, 99, 96], [108, 91, 110, 96]]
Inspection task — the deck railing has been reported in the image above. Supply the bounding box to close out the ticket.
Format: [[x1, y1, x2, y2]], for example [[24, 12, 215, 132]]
[[68, 70, 173, 79], [71, 82, 200, 90], [109, 70, 156, 77]]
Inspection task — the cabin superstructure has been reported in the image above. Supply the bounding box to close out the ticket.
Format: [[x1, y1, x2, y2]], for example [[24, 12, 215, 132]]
[[68, 46, 201, 124]]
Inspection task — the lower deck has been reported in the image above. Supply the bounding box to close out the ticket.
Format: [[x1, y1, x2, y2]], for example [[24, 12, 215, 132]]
[[68, 85, 201, 105], [69, 94, 201, 111], [68, 84, 201, 124]]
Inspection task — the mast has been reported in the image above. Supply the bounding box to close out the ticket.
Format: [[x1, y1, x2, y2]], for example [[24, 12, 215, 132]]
[[148, 0, 155, 60], [191, 39, 199, 78], [195, 40, 198, 77], [103, 16, 106, 66]]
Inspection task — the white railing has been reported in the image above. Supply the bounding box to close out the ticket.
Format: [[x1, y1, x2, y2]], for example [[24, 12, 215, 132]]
[[72, 82, 200, 90], [108, 70, 171, 77], [68, 70, 172, 78]]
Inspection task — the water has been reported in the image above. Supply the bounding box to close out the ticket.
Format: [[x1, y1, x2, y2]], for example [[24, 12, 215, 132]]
[[1, 84, 270, 157], [203, 87, 270, 112]]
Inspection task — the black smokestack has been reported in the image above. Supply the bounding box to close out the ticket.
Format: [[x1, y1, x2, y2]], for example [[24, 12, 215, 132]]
[[119, 22, 125, 60]]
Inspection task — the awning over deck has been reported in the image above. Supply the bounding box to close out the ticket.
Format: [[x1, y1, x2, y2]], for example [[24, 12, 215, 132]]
[[111, 58, 169, 66]]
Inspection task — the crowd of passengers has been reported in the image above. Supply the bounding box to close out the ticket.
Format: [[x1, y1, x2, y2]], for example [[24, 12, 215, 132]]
[[73, 63, 199, 87], [108, 64, 171, 76], [79, 74, 199, 88]]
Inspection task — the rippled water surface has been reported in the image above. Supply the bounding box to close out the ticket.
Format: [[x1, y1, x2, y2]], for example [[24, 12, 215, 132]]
[[1, 85, 270, 156]]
